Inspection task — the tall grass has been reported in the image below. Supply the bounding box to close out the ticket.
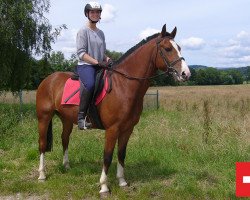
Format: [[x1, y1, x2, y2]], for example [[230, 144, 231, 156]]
[[0, 85, 250, 199]]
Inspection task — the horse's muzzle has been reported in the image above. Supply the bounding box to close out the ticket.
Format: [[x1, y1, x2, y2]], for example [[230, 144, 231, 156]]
[[181, 71, 191, 81]]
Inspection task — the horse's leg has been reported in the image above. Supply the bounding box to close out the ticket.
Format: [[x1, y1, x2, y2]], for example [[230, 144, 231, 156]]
[[61, 119, 73, 170], [99, 128, 119, 194], [38, 117, 52, 180], [117, 129, 133, 187]]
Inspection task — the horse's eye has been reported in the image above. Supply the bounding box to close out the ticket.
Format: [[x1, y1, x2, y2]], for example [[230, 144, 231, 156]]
[[165, 47, 172, 52]]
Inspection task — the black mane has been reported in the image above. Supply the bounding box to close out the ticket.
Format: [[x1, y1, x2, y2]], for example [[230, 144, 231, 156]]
[[114, 33, 160, 65]]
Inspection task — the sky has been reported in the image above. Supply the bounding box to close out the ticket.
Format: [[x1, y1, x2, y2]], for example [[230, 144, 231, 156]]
[[46, 0, 250, 68]]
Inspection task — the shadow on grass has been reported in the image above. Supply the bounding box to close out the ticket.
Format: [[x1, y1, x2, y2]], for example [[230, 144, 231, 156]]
[[47, 158, 176, 184], [57, 160, 102, 176], [126, 160, 177, 183]]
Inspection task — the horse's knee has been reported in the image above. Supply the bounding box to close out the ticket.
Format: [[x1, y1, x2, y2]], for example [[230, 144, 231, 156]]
[[39, 138, 47, 153], [118, 147, 127, 164]]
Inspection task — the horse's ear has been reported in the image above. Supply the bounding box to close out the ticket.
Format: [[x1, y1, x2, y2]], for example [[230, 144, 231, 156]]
[[161, 24, 166, 37], [170, 27, 177, 38]]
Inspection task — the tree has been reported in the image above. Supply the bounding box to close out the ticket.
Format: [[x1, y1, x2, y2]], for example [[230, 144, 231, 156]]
[[49, 51, 67, 71], [187, 67, 197, 85], [48, 51, 77, 72], [228, 69, 244, 84], [106, 50, 123, 62], [220, 71, 234, 85], [0, 0, 66, 91], [27, 57, 51, 89], [196, 67, 222, 85], [246, 66, 250, 83]]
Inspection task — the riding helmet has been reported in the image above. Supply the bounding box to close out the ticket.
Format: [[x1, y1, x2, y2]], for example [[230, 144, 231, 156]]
[[84, 2, 102, 17]]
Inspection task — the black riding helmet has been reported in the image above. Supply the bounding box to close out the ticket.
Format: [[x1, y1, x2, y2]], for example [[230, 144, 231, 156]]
[[84, 2, 102, 23]]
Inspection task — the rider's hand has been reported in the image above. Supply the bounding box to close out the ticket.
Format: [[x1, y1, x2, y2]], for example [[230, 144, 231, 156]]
[[107, 58, 113, 67], [98, 61, 108, 68], [98, 59, 113, 68]]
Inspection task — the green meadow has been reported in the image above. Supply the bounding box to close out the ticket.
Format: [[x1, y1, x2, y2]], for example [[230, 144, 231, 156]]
[[0, 85, 250, 199]]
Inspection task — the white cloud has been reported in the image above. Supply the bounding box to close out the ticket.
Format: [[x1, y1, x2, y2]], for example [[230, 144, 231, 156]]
[[138, 27, 160, 40], [217, 31, 250, 66], [237, 31, 250, 39], [239, 55, 250, 62], [215, 31, 250, 67], [236, 31, 250, 47], [180, 37, 206, 50], [56, 28, 77, 44], [101, 4, 116, 23], [51, 29, 77, 57]]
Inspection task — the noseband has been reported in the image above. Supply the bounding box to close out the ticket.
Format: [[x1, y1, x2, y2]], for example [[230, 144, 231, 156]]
[[156, 37, 185, 77]]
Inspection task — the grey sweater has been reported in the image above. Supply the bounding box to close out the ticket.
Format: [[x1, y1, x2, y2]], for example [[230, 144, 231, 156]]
[[76, 26, 106, 65]]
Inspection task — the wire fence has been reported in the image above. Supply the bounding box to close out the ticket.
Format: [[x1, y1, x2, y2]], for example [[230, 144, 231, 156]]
[[0, 90, 160, 110], [143, 90, 159, 110]]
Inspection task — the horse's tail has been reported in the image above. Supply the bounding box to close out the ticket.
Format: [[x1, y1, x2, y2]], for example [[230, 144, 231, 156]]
[[46, 120, 53, 152]]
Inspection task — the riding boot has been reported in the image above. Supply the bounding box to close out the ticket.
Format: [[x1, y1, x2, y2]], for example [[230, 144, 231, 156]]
[[78, 88, 93, 130]]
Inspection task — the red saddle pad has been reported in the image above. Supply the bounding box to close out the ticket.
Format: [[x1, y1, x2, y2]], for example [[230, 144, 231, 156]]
[[61, 76, 108, 106]]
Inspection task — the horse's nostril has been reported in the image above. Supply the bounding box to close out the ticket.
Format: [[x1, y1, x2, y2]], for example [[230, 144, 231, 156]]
[[182, 72, 186, 76]]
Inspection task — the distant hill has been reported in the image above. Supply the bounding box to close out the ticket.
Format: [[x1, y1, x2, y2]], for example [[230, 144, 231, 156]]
[[189, 65, 250, 75], [189, 65, 208, 69], [219, 66, 250, 75]]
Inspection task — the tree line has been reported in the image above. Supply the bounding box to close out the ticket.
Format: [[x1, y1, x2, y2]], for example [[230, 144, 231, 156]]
[[153, 66, 250, 86]]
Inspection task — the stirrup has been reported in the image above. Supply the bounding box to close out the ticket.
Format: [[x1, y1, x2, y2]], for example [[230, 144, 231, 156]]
[[78, 116, 92, 130], [83, 116, 92, 130]]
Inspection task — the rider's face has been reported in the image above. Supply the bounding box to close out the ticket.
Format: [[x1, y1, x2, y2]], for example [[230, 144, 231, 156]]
[[88, 10, 101, 21]]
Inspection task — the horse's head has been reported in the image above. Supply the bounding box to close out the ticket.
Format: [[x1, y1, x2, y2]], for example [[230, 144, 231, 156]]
[[154, 24, 191, 81]]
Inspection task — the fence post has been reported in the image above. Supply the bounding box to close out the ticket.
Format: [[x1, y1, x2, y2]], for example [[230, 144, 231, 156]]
[[156, 90, 159, 109], [19, 89, 23, 121]]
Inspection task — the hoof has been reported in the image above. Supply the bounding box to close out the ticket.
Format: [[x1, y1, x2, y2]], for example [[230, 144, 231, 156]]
[[38, 171, 46, 181], [64, 164, 71, 170], [118, 178, 128, 187], [119, 181, 128, 187], [100, 191, 111, 199], [38, 178, 46, 182]]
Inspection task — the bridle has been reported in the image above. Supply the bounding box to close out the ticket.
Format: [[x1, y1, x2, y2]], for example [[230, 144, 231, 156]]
[[155, 36, 185, 79], [105, 36, 185, 81]]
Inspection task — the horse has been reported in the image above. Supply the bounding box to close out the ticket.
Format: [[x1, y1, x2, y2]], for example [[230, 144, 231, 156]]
[[36, 24, 191, 195]]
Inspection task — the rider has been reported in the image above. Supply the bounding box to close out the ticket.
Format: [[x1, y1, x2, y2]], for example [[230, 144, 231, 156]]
[[76, 1, 111, 130]]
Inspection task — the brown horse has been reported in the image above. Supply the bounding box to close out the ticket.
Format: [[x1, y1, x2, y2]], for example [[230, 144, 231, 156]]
[[36, 24, 191, 194]]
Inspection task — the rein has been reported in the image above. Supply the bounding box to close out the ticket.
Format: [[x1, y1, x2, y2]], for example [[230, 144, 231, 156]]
[[103, 36, 185, 81], [108, 68, 169, 80]]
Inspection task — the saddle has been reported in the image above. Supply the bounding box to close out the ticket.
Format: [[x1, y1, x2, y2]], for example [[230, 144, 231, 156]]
[[61, 68, 112, 129], [89, 69, 112, 129]]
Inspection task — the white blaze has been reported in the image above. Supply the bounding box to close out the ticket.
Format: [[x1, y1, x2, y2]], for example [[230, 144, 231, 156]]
[[170, 40, 191, 79]]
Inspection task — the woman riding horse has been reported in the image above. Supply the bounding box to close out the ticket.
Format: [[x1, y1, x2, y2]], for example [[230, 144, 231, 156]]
[[36, 24, 191, 196], [76, 2, 111, 130]]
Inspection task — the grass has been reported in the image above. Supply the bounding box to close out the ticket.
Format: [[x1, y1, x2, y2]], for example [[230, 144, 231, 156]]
[[0, 85, 250, 199]]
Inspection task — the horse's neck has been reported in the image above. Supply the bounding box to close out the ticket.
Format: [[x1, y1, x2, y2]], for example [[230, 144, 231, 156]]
[[115, 40, 156, 97], [117, 41, 156, 80]]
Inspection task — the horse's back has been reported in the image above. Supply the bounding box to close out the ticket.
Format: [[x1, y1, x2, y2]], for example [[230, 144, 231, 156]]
[[36, 72, 73, 115]]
